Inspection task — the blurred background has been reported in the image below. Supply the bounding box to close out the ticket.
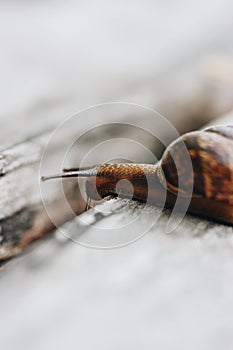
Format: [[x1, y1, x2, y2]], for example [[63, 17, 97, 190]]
[[1, 1, 233, 350], [0, 0, 233, 143]]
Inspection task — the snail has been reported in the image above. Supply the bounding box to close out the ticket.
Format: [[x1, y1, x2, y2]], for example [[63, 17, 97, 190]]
[[41, 125, 233, 225]]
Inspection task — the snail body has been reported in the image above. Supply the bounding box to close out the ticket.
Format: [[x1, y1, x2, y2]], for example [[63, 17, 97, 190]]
[[42, 125, 233, 225]]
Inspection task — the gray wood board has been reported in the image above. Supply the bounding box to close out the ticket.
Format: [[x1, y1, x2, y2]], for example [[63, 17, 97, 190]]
[[1, 198, 233, 350], [2, 71, 232, 262]]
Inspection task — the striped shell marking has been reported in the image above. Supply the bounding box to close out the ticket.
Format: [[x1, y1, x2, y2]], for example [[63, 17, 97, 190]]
[[161, 125, 233, 205]]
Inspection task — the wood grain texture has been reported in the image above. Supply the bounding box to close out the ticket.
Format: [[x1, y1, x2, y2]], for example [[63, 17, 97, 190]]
[[1, 64, 233, 264], [1, 198, 233, 350], [1, 4, 233, 348], [1, 110, 233, 263]]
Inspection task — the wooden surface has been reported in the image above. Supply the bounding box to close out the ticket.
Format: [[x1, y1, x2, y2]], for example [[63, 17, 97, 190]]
[[2, 68, 232, 263], [1, 2, 233, 348], [1, 198, 233, 350], [1, 108, 233, 349]]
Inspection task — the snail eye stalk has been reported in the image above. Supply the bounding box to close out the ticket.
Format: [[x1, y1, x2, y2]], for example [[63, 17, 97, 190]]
[[41, 166, 98, 182]]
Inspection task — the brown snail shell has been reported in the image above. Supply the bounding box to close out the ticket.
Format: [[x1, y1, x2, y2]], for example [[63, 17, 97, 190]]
[[162, 125, 233, 202], [160, 125, 233, 224], [41, 125, 233, 225]]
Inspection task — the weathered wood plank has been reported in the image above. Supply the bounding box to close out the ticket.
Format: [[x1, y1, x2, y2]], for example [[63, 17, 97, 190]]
[[1, 5, 233, 348], [0, 109, 232, 264], [1, 65, 233, 264], [1, 198, 233, 349]]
